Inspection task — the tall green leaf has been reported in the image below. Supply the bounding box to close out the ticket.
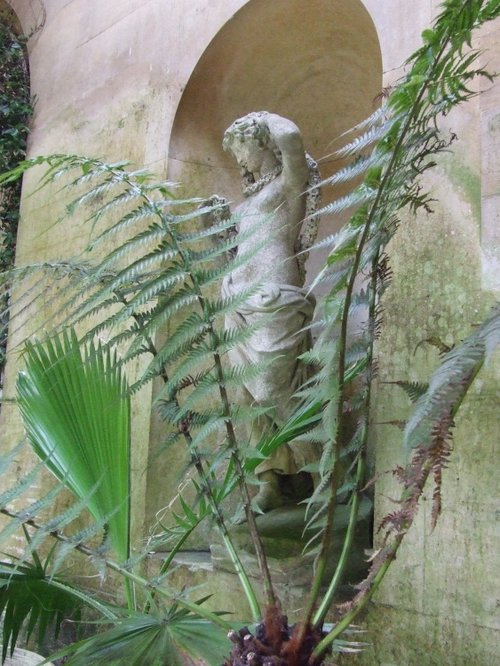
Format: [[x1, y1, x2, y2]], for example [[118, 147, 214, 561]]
[[16, 329, 130, 562]]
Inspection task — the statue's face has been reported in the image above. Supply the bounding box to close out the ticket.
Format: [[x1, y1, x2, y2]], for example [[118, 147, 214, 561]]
[[229, 138, 266, 175]]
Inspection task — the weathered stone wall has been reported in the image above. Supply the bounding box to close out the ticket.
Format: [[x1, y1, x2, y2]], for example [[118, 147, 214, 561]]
[[2, 1, 499, 663]]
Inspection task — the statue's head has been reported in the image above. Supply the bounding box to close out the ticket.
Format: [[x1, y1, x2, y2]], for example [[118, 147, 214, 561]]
[[223, 112, 272, 151], [223, 112, 281, 182]]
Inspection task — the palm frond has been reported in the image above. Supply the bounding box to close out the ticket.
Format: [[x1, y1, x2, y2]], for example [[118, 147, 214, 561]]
[[0, 558, 81, 663], [50, 608, 230, 666], [16, 330, 130, 562]]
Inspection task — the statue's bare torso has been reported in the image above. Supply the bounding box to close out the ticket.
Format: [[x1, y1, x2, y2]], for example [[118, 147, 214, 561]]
[[231, 174, 306, 288]]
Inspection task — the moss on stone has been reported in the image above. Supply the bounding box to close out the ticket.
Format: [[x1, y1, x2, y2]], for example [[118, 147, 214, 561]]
[[441, 155, 481, 224]]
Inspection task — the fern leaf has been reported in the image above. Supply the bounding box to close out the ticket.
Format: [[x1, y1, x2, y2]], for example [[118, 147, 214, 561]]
[[91, 221, 169, 271], [126, 312, 207, 374], [0, 483, 63, 545], [387, 380, 430, 403], [405, 306, 500, 455], [315, 185, 377, 219], [175, 215, 239, 244], [0, 466, 41, 510], [334, 120, 397, 159]]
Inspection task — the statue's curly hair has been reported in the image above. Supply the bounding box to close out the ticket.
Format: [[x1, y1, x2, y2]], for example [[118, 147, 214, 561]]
[[223, 111, 280, 161]]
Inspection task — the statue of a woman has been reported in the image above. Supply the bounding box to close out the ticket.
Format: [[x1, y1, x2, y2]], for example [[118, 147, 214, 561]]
[[219, 111, 321, 512]]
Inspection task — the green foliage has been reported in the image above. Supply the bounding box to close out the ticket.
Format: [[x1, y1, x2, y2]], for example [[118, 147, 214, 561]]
[[0, 26, 30, 177], [296, 1, 500, 639], [404, 305, 500, 455], [50, 606, 230, 666], [311, 305, 500, 659], [0, 1, 499, 664], [16, 330, 131, 563], [0, 543, 81, 663]]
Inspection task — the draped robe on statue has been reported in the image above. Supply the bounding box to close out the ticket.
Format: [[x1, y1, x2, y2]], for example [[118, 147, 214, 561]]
[[222, 275, 318, 476]]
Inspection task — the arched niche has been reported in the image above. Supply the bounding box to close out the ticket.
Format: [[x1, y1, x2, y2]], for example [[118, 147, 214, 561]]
[[167, 0, 382, 241], [145, 0, 382, 531]]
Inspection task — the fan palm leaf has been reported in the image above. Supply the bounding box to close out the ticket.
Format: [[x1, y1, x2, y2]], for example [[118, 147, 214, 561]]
[[0, 557, 81, 663], [50, 607, 230, 666], [16, 329, 130, 563]]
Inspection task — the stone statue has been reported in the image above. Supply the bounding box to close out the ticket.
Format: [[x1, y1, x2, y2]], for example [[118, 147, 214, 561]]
[[214, 111, 321, 512]]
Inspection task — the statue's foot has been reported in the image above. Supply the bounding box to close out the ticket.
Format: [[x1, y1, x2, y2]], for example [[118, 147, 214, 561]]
[[253, 471, 284, 513]]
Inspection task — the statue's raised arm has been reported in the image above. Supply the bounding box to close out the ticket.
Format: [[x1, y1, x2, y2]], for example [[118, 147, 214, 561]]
[[257, 112, 310, 191]]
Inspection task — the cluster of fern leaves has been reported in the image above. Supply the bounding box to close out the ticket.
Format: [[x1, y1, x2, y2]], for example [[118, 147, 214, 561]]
[[0, 1, 500, 665]]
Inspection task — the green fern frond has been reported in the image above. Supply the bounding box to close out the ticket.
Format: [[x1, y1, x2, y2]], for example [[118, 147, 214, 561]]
[[190, 242, 266, 289], [334, 120, 396, 159], [388, 380, 430, 403], [308, 220, 362, 255], [0, 483, 63, 546], [0, 466, 41, 510], [175, 215, 238, 244], [89, 202, 161, 249], [66, 178, 124, 214], [116, 286, 198, 333], [100, 260, 185, 311], [0, 442, 26, 478], [173, 361, 271, 422], [24, 488, 109, 558], [314, 185, 377, 219], [91, 221, 173, 273], [127, 312, 207, 373], [317, 150, 390, 189], [336, 105, 388, 140]]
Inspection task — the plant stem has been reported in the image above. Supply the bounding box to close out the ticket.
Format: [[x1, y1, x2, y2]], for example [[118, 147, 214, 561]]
[[311, 355, 485, 660], [310, 535, 403, 663], [105, 181, 264, 621], [47, 578, 120, 620], [312, 252, 379, 629], [211, 340, 277, 609], [312, 453, 365, 627]]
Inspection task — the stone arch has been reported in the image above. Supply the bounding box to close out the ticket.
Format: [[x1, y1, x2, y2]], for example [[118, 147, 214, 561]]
[[167, 0, 382, 246], [145, 0, 382, 528]]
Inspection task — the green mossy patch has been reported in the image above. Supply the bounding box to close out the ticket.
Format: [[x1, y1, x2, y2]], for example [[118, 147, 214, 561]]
[[441, 155, 481, 224]]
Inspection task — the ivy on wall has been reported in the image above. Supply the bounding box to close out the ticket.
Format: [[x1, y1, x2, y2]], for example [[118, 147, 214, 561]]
[[0, 24, 31, 391]]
